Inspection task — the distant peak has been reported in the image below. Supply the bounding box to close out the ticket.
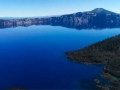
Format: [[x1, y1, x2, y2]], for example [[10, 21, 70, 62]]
[[93, 8, 105, 10], [92, 8, 106, 13], [91, 8, 116, 14]]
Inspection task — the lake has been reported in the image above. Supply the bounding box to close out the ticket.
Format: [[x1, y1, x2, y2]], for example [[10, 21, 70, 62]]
[[0, 25, 120, 89]]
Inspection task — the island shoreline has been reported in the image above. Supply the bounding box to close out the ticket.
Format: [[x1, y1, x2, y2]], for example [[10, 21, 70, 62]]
[[66, 34, 120, 90]]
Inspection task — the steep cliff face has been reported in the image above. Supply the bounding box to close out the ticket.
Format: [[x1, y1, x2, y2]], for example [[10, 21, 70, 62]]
[[0, 8, 120, 29], [0, 18, 50, 28]]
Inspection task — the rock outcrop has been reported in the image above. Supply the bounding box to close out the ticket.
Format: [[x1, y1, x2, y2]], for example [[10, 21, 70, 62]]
[[0, 8, 120, 29]]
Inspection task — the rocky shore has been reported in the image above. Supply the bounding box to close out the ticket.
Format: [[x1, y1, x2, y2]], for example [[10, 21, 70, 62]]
[[66, 34, 120, 90]]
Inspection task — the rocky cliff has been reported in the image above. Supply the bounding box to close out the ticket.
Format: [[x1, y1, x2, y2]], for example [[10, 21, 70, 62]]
[[0, 8, 120, 29]]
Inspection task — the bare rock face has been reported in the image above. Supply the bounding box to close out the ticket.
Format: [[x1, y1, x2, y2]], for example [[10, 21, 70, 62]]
[[0, 8, 120, 29]]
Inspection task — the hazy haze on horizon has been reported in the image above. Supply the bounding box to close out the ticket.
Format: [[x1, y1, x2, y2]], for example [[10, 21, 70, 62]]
[[0, 0, 120, 17]]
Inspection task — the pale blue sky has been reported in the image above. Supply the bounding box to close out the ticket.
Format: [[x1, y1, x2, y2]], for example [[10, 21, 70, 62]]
[[0, 0, 120, 17]]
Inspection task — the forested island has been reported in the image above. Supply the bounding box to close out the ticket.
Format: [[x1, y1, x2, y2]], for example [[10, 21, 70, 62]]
[[1, 8, 120, 90], [66, 34, 120, 90]]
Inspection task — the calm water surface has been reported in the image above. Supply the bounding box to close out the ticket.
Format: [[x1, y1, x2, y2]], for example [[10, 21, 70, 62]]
[[0, 26, 120, 89]]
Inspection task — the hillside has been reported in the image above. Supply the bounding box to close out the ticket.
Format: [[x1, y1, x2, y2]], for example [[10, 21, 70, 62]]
[[66, 34, 120, 90], [0, 8, 120, 29]]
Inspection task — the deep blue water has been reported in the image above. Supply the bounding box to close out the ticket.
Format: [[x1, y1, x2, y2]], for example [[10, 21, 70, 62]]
[[0, 26, 120, 89]]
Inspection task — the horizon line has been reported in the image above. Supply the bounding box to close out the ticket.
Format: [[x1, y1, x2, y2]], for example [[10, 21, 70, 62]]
[[0, 8, 119, 18]]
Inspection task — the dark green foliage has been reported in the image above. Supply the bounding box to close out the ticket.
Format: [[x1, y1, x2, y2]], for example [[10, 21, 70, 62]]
[[66, 34, 120, 89]]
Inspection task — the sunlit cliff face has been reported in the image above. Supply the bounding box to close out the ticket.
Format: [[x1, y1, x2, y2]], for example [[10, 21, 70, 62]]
[[0, 8, 120, 29]]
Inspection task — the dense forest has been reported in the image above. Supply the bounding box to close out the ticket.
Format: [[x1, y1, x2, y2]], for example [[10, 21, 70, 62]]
[[66, 34, 120, 90]]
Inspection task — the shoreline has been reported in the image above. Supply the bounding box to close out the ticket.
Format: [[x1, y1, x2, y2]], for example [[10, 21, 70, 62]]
[[66, 34, 120, 90]]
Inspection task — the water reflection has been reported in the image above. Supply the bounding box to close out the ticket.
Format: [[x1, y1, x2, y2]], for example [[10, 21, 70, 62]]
[[0, 17, 120, 30]]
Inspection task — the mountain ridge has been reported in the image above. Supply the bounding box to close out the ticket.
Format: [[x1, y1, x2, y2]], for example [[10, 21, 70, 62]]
[[0, 8, 120, 29], [0, 8, 118, 19], [90, 8, 117, 14]]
